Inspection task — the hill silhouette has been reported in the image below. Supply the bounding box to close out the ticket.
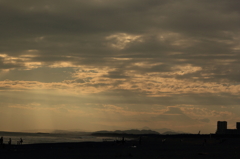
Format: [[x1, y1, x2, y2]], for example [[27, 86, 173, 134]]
[[92, 129, 159, 136]]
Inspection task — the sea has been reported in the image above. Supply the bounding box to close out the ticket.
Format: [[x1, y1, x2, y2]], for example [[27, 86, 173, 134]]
[[0, 131, 116, 145]]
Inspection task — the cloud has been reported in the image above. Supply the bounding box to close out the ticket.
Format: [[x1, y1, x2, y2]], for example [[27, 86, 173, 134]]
[[0, 67, 74, 82], [155, 107, 196, 123], [0, 0, 240, 132], [198, 118, 210, 123]]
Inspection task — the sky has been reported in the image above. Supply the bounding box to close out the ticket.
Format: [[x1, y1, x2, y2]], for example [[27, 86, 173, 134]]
[[0, 0, 240, 133]]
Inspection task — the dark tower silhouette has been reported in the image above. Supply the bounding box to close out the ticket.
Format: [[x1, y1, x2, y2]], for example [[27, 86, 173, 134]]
[[236, 122, 240, 133], [216, 121, 227, 134]]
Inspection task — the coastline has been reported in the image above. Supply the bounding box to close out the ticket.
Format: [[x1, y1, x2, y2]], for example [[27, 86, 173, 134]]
[[1, 137, 240, 159]]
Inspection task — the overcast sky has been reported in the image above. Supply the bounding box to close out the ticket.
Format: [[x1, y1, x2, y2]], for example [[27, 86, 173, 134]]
[[0, 0, 240, 133]]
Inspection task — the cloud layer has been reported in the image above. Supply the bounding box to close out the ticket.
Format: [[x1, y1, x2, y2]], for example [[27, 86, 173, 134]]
[[0, 0, 240, 133]]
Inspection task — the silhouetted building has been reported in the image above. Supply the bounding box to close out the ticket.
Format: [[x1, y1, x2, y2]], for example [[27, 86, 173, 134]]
[[216, 121, 227, 134], [236, 122, 240, 130], [216, 121, 240, 134]]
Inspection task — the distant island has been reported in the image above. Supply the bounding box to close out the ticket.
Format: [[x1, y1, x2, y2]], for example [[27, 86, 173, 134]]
[[94, 129, 159, 134], [91, 129, 192, 138]]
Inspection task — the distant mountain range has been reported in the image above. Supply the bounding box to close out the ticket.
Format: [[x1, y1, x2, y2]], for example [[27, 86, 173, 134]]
[[92, 129, 189, 135], [141, 127, 189, 134], [51, 130, 90, 135], [93, 129, 159, 135], [20, 128, 189, 135], [154, 129, 188, 134]]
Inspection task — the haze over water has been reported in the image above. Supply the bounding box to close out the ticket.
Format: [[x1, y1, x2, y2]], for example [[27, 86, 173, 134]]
[[0, 132, 105, 145]]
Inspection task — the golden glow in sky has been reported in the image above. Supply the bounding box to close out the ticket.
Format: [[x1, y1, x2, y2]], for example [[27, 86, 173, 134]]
[[0, 0, 240, 133]]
